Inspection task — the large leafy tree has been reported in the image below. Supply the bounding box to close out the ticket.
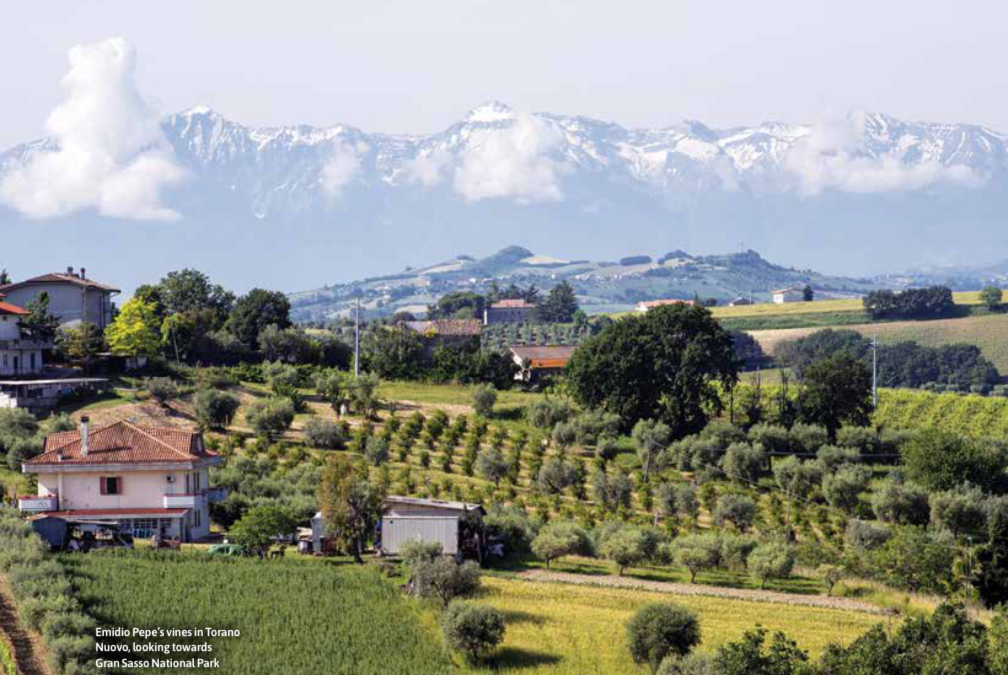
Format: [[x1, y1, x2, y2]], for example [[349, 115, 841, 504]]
[[156, 269, 235, 325], [230, 504, 297, 554], [798, 353, 872, 440], [17, 291, 61, 342], [227, 288, 291, 348], [565, 304, 738, 436], [105, 298, 161, 358], [316, 454, 385, 563]]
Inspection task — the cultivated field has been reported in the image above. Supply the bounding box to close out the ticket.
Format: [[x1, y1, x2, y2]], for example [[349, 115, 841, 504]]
[[464, 576, 887, 674], [64, 552, 452, 675], [749, 312, 1008, 372]]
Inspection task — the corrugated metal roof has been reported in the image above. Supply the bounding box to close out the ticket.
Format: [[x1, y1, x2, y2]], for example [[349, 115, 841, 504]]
[[29, 420, 216, 466], [510, 345, 576, 367], [385, 495, 481, 512]]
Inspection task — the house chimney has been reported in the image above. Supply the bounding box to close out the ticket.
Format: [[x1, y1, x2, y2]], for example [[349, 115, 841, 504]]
[[80, 416, 90, 457], [67, 266, 74, 276], [80, 267, 86, 280]]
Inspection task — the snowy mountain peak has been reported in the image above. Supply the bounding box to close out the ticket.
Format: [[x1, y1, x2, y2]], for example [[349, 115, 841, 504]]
[[466, 100, 515, 123]]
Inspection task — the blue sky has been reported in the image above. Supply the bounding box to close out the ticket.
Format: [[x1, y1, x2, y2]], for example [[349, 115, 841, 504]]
[[2, 0, 1006, 149]]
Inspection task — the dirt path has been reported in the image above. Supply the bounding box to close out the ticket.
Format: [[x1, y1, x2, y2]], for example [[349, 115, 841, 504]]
[[0, 577, 53, 675], [517, 569, 893, 616]]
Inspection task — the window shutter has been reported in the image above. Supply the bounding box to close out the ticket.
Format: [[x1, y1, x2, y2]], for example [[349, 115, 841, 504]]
[[99, 477, 107, 495], [116, 477, 122, 495]]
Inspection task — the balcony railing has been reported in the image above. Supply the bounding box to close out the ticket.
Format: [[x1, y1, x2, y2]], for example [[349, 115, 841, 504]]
[[18, 494, 58, 513], [0, 339, 53, 350], [163, 493, 206, 509]]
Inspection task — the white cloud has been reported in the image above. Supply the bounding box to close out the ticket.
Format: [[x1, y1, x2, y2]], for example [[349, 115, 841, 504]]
[[784, 112, 981, 195], [453, 113, 568, 203], [403, 150, 449, 187], [320, 140, 361, 195], [0, 37, 185, 221]]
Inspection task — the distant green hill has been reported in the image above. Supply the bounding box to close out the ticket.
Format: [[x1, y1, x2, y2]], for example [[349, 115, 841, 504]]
[[289, 245, 885, 322]]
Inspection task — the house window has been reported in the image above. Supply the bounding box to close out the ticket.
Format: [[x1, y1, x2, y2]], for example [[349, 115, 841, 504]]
[[194, 509, 201, 528], [99, 476, 122, 495], [193, 472, 201, 491]]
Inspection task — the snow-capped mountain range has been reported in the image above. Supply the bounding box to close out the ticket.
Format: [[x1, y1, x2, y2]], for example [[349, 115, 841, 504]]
[[2, 101, 1007, 295]]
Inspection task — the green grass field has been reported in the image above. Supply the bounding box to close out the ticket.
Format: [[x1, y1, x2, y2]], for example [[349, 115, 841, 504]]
[[463, 576, 886, 674], [711, 290, 993, 320], [64, 552, 452, 675], [750, 311, 1008, 372]]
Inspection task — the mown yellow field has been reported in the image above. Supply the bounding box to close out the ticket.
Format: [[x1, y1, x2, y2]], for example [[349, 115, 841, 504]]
[[462, 577, 886, 674], [710, 289, 993, 320]]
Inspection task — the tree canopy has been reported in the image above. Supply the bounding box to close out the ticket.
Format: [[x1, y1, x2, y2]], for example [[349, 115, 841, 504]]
[[566, 304, 738, 435]]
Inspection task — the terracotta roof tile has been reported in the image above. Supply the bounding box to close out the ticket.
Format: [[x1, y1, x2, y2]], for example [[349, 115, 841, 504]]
[[0, 299, 28, 316], [29, 421, 217, 466], [0, 273, 120, 294]]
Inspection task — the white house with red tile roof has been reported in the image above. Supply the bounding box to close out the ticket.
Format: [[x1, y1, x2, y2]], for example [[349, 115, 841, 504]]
[[18, 417, 223, 541], [635, 299, 695, 313], [0, 294, 45, 376], [0, 267, 120, 329]]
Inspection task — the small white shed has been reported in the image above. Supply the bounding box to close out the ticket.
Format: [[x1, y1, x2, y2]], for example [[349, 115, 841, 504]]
[[380, 496, 483, 556]]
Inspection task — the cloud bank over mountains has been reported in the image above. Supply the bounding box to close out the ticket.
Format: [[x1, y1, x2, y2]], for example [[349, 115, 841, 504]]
[[0, 38, 185, 221], [1, 38, 1007, 294]]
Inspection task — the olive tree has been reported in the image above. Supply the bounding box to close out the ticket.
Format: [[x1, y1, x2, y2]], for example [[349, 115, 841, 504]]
[[441, 601, 506, 664], [532, 520, 592, 569], [471, 384, 497, 418], [822, 464, 871, 514], [748, 543, 795, 589], [713, 494, 757, 533], [670, 534, 721, 583], [626, 603, 701, 673], [872, 479, 930, 526]]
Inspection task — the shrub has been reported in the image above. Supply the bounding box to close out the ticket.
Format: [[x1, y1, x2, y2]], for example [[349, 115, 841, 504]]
[[364, 436, 389, 466], [816, 445, 860, 472], [844, 519, 892, 551], [145, 377, 179, 406], [527, 398, 573, 428], [816, 564, 844, 596], [440, 601, 506, 664], [930, 483, 988, 537], [194, 388, 241, 430], [835, 426, 880, 454], [872, 479, 930, 526], [822, 464, 871, 514], [400, 540, 443, 569], [747, 543, 795, 589], [302, 417, 345, 449], [772, 456, 823, 500], [788, 423, 828, 453], [471, 384, 497, 417], [411, 557, 481, 607], [476, 447, 509, 487], [532, 520, 592, 568], [245, 397, 295, 441], [720, 443, 766, 485], [901, 430, 1006, 493], [626, 603, 701, 673], [713, 494, 756, 532], [657, 653, 716, 675]]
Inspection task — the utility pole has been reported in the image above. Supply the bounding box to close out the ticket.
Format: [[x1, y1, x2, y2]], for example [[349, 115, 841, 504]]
[[354, 295, 361, 379], [871, 335, 879, 408]]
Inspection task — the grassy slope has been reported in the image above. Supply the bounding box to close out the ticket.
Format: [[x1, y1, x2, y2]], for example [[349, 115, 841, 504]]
[[464, 577, 884, 674], [749, 312, 1008, 372]]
